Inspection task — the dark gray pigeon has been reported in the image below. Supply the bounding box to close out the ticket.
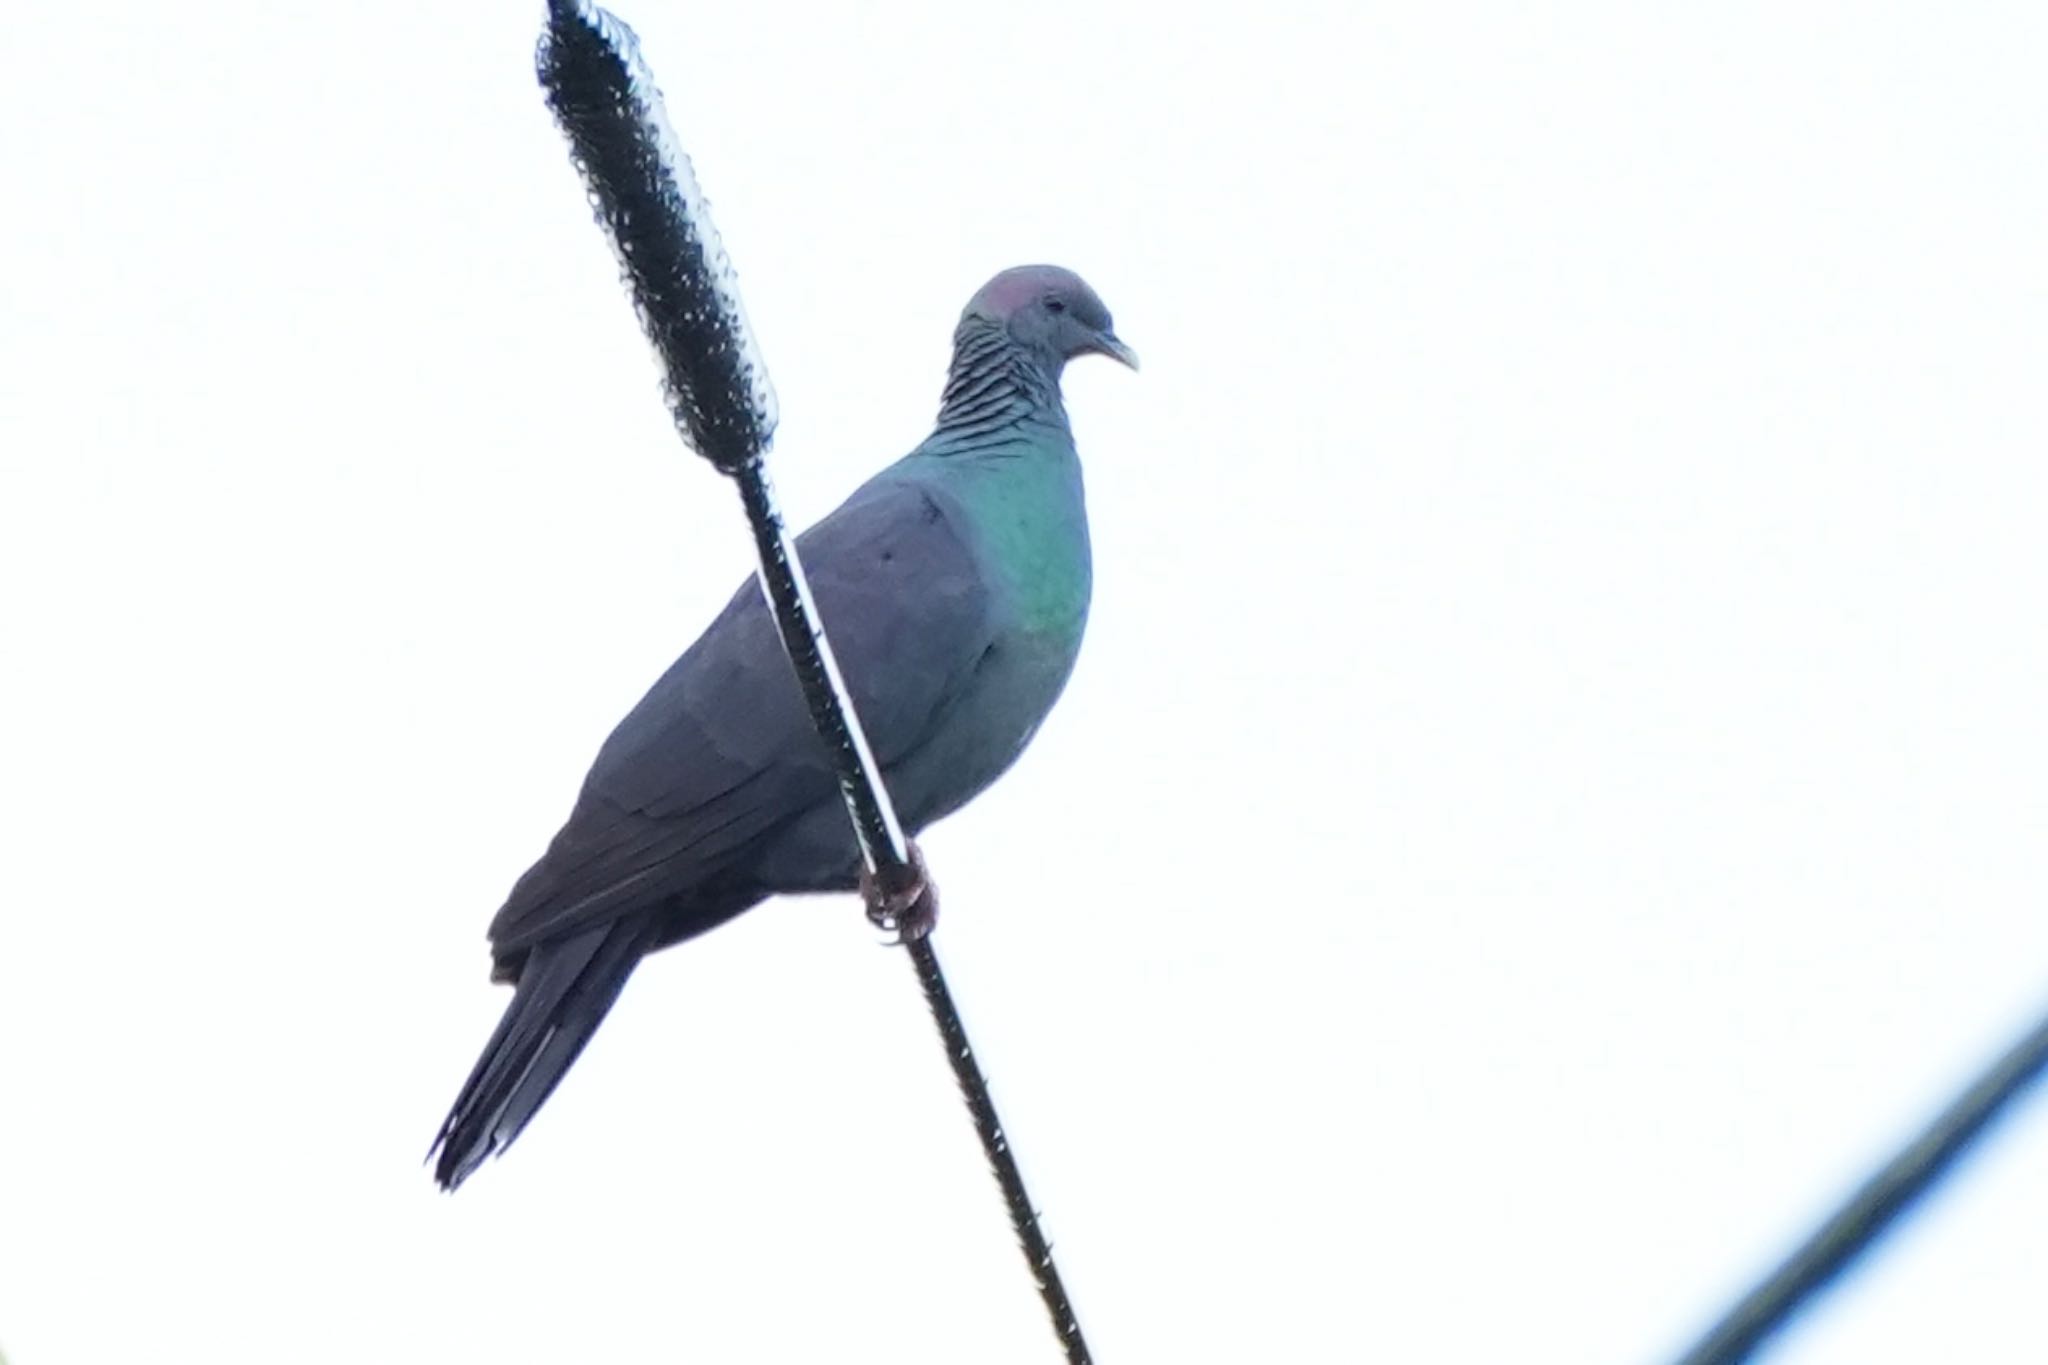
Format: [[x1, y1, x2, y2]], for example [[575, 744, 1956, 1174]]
[[431, 264, 1135, 1189]]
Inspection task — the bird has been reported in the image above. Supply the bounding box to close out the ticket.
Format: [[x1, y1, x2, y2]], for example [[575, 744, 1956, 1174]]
[[430, 263, 1136, 1190]]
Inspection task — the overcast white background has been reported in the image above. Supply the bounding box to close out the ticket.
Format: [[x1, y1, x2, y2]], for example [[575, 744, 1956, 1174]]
[[4, 2, 2046, 1361]]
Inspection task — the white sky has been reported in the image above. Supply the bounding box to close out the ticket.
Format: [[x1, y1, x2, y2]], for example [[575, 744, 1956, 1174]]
[[4, 2, 2047, 1362]]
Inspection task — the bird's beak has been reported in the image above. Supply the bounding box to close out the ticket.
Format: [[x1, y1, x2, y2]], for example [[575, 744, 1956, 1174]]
[[1089, 330, 1140, 372]]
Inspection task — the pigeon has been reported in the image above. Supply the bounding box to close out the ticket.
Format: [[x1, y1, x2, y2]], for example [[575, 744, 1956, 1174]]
[[431, 264, 1135, 1189]]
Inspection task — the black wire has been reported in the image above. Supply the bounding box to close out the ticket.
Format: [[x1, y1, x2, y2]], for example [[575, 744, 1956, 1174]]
[[1673, 1001, 2048, 1364]]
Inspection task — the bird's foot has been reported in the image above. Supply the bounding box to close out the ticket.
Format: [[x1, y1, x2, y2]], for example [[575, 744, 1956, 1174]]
[[861, 842, 938, 944]]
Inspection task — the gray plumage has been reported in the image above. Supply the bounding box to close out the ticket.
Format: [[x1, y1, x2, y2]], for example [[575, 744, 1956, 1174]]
[[432, 265, 1135, 1189]]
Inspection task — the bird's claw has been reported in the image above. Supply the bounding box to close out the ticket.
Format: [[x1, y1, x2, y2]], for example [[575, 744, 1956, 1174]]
[[861, 842, 938, 944]]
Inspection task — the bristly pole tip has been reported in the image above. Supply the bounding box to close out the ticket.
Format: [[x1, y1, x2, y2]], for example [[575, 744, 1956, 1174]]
[[535, 0, 778, 474]]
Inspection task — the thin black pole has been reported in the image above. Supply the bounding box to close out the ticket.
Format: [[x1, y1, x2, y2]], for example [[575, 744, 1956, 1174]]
[[534, 3, 1092, 1359], [1673, 1000, 2048, 1364], [738, 454, 1091, 1361], [907, 933, 1090, 1358], [731, 457, 910, 873]]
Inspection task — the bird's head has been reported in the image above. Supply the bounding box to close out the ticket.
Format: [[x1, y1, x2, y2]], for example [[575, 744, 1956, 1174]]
[[964, 265, 1138, 373]]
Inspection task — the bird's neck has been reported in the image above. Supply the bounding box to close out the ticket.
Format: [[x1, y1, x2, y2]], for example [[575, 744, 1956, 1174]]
[[926, 319, 1068, 453]]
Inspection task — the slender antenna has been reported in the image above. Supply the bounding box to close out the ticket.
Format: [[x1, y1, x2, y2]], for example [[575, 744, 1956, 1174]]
[[534, 4, 1093, 1359]]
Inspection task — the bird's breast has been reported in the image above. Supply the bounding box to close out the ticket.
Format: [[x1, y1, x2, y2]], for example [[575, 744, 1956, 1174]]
[[950, 448, 1093, 647]]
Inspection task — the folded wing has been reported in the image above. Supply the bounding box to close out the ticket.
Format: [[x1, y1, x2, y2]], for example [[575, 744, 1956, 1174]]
[[486, 467, 992, 965]]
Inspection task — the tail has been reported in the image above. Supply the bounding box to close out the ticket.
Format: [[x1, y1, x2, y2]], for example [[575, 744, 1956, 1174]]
[[430, 915, 657, 1191]]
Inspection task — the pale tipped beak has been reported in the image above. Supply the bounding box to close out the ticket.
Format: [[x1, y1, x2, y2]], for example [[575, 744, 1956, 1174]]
[[1090, 331, 1140, 371]]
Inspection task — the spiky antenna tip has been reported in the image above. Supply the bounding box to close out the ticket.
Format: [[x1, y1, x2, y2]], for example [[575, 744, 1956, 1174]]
[[536, 0, 778, 473]]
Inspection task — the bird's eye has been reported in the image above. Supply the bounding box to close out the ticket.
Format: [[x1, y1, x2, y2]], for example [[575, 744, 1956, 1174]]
[[1044, 297, 1067, 314]]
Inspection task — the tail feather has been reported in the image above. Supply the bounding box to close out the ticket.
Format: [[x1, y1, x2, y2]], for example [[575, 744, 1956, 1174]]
[[431, 915, 656, 1190]]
